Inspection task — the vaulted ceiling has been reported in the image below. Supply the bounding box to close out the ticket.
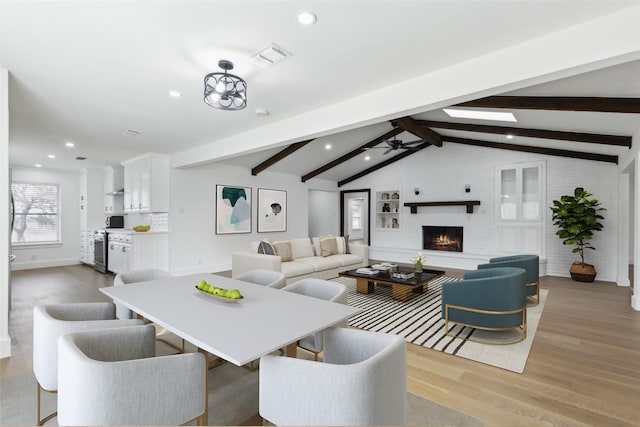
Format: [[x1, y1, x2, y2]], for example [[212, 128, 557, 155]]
[[3, 1, 640, 178]]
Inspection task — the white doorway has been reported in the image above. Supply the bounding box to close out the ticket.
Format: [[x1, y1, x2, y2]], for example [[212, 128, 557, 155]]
[[341, 190, 370, 245]]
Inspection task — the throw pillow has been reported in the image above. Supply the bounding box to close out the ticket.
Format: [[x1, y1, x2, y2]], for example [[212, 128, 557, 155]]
[[257, 240, 275, 255], [290, 237, 315, 259], [320, 237, 339, 257], [336, 235, 350, 254], [272, 239, 294, 262]]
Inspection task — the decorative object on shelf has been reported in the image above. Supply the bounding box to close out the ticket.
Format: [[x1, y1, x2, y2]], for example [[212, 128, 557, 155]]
[[204, 59, 247, 111], [382, 203, 390, 212], [550, 187, 605, 282], [216, 185, 251, 234], [258, 188, 287, 232], [381, 192, 389, 200], [410, 252, 425, 273], [391, 192, 399, 199], [391, 218, 399, 228]]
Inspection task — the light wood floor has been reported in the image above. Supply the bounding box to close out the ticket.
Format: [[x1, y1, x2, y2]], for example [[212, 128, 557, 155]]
[[2, 264, 639, 426]]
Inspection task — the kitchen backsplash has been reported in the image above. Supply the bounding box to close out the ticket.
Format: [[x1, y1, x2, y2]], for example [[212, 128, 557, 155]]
[[126, 212, 169, 232]]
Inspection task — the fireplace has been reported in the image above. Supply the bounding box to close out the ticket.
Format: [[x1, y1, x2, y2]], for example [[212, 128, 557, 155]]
[[422, 226, 463, 252]]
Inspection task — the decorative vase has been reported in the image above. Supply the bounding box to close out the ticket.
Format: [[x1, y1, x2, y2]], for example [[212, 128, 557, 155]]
[[415, 260, 423, 273], [569, 262, 597, 282]]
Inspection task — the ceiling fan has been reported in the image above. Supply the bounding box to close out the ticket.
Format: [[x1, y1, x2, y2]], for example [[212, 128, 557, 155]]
[[366, 138, 424, 155]]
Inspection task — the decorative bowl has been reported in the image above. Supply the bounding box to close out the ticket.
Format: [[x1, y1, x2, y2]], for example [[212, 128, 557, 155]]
[[194, 286, 243, 303]]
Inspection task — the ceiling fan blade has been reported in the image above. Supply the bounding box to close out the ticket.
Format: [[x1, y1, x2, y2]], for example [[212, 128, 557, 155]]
[[403, 139, 424, 146], [383, 148, 393, 155]]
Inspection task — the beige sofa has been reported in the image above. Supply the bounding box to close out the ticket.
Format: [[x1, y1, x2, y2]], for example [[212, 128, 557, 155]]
[[232, 237, 369, 284]]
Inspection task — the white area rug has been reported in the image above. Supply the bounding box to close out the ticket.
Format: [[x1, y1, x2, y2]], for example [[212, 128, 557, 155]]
[[334, 276, 548, 373]]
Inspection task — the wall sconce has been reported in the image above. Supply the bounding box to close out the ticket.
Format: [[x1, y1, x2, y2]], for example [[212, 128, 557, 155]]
[[414, 187, 420, 195], [465, 184, 471, 193]]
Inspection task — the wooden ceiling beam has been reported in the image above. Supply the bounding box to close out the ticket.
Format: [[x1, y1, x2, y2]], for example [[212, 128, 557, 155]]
[[337, 141, 431, 187], [301, 127, 403, 182], [445, 136, 618, 164], [251, 139, 314, 176], [392, 117, 442, 146], [413, 120, 631, 147], [454, 96, 640, 113]]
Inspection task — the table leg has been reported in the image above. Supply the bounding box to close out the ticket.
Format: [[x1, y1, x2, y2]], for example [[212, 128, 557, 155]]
[[356, 278, 374, 294], [285, 342, 298, 358], [197, 347, 209, 426], [391, 285, 413, 302]]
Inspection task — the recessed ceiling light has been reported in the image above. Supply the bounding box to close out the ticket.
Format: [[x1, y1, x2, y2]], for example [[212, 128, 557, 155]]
[[443, 108, 517, 122], [65, 142, 75, 147], [325, 144, 332, 150], [506, 134, 514, 139], [169, 90, 181, 98], [255, 108, 270, 116], [364, 155, 371, 161], [297, 11, 316, 25], [47, 154, 55, 159], [35, 163, 42, 168], [121, 129, 142, 136]]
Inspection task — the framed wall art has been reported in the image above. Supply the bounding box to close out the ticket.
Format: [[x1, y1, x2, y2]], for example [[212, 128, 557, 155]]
[[258, 188, 287, 233], [216, 185, 252, 234]]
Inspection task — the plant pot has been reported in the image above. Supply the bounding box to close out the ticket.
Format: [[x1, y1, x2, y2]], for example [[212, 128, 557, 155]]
[[569, 262, 597, 282]]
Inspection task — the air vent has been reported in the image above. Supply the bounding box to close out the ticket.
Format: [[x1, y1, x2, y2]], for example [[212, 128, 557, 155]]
[[121, 129, 142, 136], [251, 43, 292, 68], [75, 156, 87, 160]]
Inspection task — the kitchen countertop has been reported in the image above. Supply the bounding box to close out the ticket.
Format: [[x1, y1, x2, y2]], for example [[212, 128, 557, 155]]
[[105, 228, 168, 235]]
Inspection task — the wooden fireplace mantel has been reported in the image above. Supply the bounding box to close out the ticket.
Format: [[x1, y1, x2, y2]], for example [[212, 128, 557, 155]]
[[404, 200, 481, 214]]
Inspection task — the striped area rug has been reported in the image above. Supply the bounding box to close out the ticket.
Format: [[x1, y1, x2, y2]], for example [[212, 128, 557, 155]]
[[333, 276, 548, 373]]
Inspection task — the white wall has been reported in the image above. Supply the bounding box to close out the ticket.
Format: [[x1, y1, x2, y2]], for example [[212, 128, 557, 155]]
[[1, 67, 11, 358], [342, 143, 619, 281], [308, 189, 339, 237], [11, 167, 82, 270], [169, 162, 336, 275]]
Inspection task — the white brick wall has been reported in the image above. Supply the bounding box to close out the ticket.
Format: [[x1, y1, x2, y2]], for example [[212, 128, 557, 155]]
[[342, 143, 619, 281]]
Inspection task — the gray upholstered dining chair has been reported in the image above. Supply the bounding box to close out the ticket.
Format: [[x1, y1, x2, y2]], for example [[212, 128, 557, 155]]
[[281, 278, 348, 360], [57, 324, 206, 426], [259, 327, 406, 426], [32, 302, 143, 426], [113, 269, 172, 319], [477, 254, 540, 305], [233, 269, 286, 289]]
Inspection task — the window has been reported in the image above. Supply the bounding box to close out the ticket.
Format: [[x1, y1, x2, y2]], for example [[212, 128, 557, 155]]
[[11, 182, 60, 244], [495, 161, 545, 254], [351, 203, 362, 230]]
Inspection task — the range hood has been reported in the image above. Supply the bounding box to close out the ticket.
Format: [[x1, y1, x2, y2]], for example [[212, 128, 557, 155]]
[[105, 188, 125, 196]]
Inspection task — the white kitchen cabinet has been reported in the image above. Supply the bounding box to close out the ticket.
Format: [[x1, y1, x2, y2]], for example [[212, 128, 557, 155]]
[[104, 165, 124, 214], [107, 231, 168, 274], [122, 154, 169, 213], [80, 230, 95, 265]]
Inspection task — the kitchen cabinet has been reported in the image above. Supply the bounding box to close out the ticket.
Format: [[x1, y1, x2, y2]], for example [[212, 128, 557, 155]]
[[122, 154, 169, 213], [80, 230, 96, 265], [104, 165, 124, 214], [107, 231, 168, 274], [80, 169, 105, 265]]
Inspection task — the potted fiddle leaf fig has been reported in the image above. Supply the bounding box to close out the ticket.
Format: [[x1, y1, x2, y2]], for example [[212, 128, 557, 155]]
[[550, 187, 605, 282]]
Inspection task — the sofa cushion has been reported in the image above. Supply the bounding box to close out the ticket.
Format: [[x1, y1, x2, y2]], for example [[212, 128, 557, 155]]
[[311, 237, 321, 257], [272, 240, 293, 262], [258, 240, 276, 255], [336, 235, 349, 254], [320, 237, 339, 257], [290, 238, 315, 259], [296, 256, 342, 272], [280, 261, 315, 278], [331, 253, 362, 267]]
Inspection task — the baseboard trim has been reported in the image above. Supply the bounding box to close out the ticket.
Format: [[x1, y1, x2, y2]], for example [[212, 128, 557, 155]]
[[632, 294, 640, 311], [11, 258, 80, 271]]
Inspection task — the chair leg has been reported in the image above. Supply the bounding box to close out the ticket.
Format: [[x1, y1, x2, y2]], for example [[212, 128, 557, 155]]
[[36, 382, 57, 426]]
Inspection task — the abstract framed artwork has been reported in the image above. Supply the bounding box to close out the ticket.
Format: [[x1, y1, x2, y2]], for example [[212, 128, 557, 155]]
[[216, 185, 252, 234], [258, 188, 287, 233]]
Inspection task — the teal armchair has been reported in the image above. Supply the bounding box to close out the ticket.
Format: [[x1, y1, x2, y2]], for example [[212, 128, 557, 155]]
[[441, 267, 527, 344], [477, 254, 540, 305]]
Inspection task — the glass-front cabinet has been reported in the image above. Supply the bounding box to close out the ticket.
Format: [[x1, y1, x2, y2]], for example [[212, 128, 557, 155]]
[[376, 190, 400, 230], [496, 161, 545, 254]]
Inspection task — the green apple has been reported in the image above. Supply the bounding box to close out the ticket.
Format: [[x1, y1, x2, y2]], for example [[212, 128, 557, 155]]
[[228, 289, 242, 299], [197, 280, 208, 290], [213, 287, 225, 296], [205, 284, 215, 293]]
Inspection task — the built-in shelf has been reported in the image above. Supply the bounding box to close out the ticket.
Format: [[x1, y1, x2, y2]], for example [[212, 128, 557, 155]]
[[376, 190, 401, 229], [404, 200, 481, 214]]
